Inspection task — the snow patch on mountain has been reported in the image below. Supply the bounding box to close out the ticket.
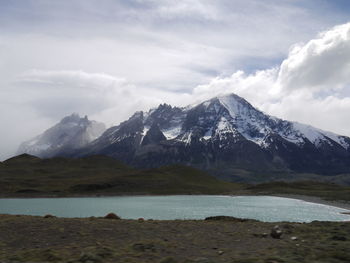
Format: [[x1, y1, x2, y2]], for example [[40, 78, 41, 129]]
[[293, 123, 325, 143], [338, 137, 350, 149], [290, 122, 349, 149], [162, 126, 182, 140], [203, 128, 213, 140], [181, 131, 193, 145], [139, 126, 150, 144], [217, 95, 271, 146], [217, 117, 234, 134], [218, 95, 241, 119]]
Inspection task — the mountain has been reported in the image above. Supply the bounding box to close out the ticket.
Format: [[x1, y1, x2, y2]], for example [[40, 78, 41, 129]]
[[17, 114, 106, 158], [72, 93, 350, 180]]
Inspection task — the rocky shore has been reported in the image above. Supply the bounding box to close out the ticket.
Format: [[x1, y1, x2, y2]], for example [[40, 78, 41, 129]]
[[0, 214, 350, 263]]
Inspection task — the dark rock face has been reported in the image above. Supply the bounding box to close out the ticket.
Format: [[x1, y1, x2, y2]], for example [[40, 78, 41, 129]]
[[141, 123, 167, 146], [43, 94, 350, 181]]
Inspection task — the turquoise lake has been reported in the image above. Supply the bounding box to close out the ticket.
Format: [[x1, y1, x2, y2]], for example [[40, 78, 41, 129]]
[[0, 195, 349, 222]]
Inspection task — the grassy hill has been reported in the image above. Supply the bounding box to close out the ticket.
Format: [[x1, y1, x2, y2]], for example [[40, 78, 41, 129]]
[[0, 154, 242, 196], [2, 154, 350, 201]]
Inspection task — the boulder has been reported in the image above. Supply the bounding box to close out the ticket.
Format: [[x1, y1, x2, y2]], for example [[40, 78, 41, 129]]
[[43, 214, 56, 218], [104, 213, 121, 220], [270, 225, 283, 239]]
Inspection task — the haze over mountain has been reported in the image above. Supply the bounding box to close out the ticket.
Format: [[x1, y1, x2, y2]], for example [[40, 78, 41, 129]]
[[17, 114, 105, 158], [18, 94, 350, 182]]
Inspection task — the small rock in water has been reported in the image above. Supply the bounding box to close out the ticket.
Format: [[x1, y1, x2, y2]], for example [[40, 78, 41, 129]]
[[270, 225, 283, 239], [290, 236, 298, 241], [104, 213, 120, 220], [218, 250, 224, 255]]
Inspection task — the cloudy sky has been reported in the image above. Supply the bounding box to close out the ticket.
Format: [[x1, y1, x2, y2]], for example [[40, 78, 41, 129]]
[[1, 0, 350, 160]]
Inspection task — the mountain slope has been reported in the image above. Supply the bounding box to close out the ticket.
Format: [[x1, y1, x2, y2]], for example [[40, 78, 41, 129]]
[[73, 93, 350, 178], [17, 114, 106, 158]]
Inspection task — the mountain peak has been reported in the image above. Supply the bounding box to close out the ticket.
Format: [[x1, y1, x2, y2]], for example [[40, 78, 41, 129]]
[[17, 114, 106, 158], [216, 92, 243, 100], [60, 113, 85, 124], [217, 93, 256, 114], [157, 103, 172, 110]]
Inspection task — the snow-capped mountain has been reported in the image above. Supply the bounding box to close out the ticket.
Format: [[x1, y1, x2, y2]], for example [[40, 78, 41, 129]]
[[74, 93, 350, 177], [17, 113, 106, 158]]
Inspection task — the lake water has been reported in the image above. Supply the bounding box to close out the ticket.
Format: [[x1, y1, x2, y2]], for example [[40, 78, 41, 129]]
[[0, 195, 350, 222]]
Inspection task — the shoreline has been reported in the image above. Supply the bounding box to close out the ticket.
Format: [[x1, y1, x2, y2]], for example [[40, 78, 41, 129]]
[[270, 193, 350, 211]]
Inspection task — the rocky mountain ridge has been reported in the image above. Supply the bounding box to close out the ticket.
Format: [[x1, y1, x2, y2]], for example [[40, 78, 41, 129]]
[[18, 94, 350, 181], [74, 94, 350, 178]]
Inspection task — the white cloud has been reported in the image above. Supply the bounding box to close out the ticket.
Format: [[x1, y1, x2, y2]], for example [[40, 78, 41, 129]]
[[11, 20, 350, 143], [152, 0, 219, 21], [266, 95, 350, 136], [8, 69, 195, 126], [278, 22, 350, 93], [16, 70, 131, 119], [193, 69, 279, 107], [1, 1, 350, 160], [194, 23, 350, 136]]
